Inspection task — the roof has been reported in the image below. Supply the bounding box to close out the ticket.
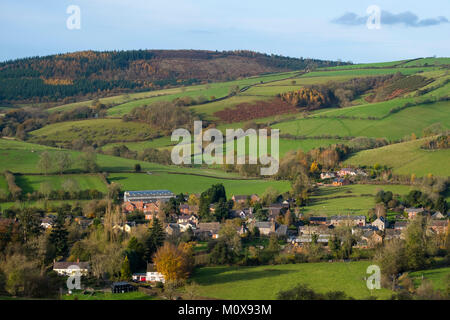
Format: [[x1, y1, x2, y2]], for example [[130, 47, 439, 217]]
[[276, 225, 288, 236], [197, 222, 220, 232], [310, 216, 327, 222], [405, 207, 424, 213], [331, 215, 366, 221], [430, 220, 448, 227], [255, 221, 272, 229], [125, 190, 174, 197], [233, 195, 249, 201], [53, 261, 90, 270], [395, 221, 408, 228]]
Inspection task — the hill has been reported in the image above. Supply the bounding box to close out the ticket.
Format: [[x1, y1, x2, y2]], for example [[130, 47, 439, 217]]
[[344, 138, 450, 177], [0, 50, 346, 103]]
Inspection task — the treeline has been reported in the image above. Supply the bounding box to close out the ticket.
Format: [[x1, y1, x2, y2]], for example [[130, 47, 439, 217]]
[[0, 50, 346, 103], [421, 133, 449, 150], [279, 74, 396, 110], [0, 103, 108, 139], [101, 145, 172, 166], [123, 101, 197, 135]]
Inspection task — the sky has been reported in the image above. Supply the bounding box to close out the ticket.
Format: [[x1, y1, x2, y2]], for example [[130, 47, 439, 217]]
[[0, 0, 449, 63]]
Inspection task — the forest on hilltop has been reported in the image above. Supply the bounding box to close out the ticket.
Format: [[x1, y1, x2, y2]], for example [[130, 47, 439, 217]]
[[0, 50, 348, 103]]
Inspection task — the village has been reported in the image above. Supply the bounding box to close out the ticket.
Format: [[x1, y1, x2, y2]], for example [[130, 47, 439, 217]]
[[45, 166, 448, 294]]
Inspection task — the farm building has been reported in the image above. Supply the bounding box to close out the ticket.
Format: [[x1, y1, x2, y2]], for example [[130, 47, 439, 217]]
[[123, 189, 174, 203], [111, 282, 137, 293]]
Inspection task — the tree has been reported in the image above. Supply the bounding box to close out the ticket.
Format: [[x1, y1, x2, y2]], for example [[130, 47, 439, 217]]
[[404, 216, 427, 270], [54, 152, 72, 175], [284, 210, 294, 226], [120, 256, 132, 281], [328, 234, 341, 259], [154, 243, 190, 282], [37, 151, 52, 175], [375, 239, 407, 289], [78, 147, 99, 173], [144, 218, 165, 262], [48, 214, 69, 258], [134, 163, 141, 172]]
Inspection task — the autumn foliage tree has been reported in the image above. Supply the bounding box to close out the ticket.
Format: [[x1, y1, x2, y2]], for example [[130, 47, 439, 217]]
[[153, 242, 194, 282]]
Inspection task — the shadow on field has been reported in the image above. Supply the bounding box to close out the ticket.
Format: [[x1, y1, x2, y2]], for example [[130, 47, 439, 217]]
[[194, 267, 294, 285]]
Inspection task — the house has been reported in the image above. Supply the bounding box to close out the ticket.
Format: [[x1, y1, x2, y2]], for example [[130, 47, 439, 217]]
[[275, 224, 288, 237], [428, 220, 448, 235], [254, 221, 275, 235], [132, 273, 147, 282], [179, 204, 199, 215], [53, 259, 90, 276], [266, 203, 283, 218], [431, 212, 445, 220], [299, 224, 334, 236], [384, 228, 403, 240], [254, 221, 287, 236], [320, 172, 336, 180], [112, 222, 135, 233], [332, 178, 350, 186], [40, 217, 54, 229], [146, 264, 165, 283], [123, 201, 161, 217], [405, 207, 425, 220], [232, 195, 249, 205], [309, 216, 328, 225], [394, 221, 408, 230], [337, 168, 357, 177], [295, 234, 330, 244], [372, 216, 386, 231], [165, 223, 181, 236], [361, 230, 383, 247], [177, 214, 198, 225], [195, 222, 221, 239], [330, 215, 366, 227], [123, 190, 174, 203]]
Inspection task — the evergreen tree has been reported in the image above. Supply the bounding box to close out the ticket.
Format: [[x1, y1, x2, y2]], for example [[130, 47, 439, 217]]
[[49, 215, 69, 258], [144, 218, 165, 262], [120, 256, 132, 281]]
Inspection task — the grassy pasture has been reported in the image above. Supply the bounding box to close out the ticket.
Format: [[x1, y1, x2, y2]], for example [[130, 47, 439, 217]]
[[0, 138, 243, 179], [192, 261, 393, 300], [28, 119, 155, 144], [107, 172, 291, 196], [15, 174, 108, 194], [106, 72, 298, 116], [272, 101, 450, 141], [318, 60, 409, 70], [301, 67, 437, 78], [401, 57, 450, 67], [303, 184, 415, 216], [409, 266, 450, 292], [345, 138, 450, 177]]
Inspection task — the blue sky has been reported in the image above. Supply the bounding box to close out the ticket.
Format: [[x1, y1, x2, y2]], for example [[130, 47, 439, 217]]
[[1, 0, 449, 63]]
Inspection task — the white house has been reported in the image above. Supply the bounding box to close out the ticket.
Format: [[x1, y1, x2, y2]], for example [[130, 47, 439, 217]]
[[53, 260, 90, 276]]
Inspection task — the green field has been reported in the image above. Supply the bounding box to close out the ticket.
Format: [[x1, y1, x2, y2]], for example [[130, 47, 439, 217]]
[[0, 175, 9, 195], [62, 290, 155, 300], [303, 184, 415, 216], [0, 138, 244, 179], [28, 119, 155, 144], [409, 266, 450, 292], [345, 138, 450, 177], [272, 101, 450, 141], [192, 261, 393, 300], [108, 172, 291, 196], [16, 174, 108, 194]]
